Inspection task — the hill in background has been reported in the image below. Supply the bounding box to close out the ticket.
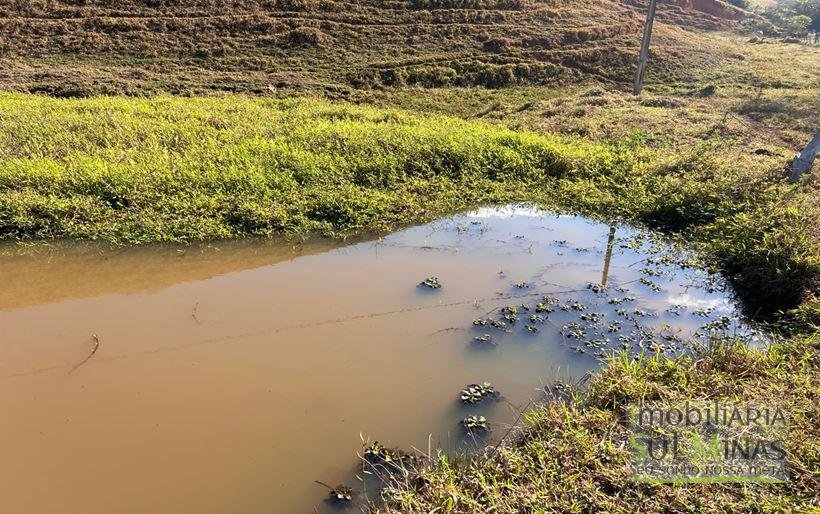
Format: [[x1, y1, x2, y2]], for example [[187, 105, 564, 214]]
[[0, 0, 760, 96]]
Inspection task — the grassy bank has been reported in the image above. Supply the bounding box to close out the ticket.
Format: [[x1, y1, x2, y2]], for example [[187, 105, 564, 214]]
[[0, 93, 816, 323], [0, 93, 624, 243], [377, 336, 819, 513], [1, 92, 818, 512]]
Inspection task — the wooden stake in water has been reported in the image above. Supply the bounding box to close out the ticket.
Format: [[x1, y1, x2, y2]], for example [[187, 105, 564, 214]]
[[634, 0, 658, 96], [601, 226, 616, 286]]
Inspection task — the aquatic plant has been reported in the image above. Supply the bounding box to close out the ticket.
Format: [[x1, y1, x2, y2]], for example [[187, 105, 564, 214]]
[[535, 303, 554, 313], [328, 485, 353, 504], [703, 316, 732, 331], [459, 382, 498, 404], [608, 296, 635, 305], [639, 277, 662, 292], [471, 334, 497, 346], [419, 277, 442, 289], [639, 268, 665, 277], [460, 415, 489, 433], [580, 312, 606, 323], [561, 322, 586, 340], [363, 442, 415, 472]]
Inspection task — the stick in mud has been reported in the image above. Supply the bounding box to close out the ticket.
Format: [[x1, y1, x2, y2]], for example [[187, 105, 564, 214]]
[[69, 334, 100, 375]]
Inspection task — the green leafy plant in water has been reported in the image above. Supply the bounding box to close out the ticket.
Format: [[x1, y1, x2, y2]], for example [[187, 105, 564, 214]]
[[330, 485, 353, 504], [461, 415, 489, 433], [459, 382, 498, 404], [419, 276, 442, 289]]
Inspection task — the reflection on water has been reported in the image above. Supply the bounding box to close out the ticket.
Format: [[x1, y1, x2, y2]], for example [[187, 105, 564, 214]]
[[0, 205, 758, 514], [0, 238, 347, 310]]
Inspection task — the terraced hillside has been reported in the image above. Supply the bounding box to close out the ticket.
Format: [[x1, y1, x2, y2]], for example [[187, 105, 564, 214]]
[[0, 0, 755, 96]]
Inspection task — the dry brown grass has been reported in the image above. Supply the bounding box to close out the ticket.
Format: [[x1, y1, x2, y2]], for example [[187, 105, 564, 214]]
[[0, 0, 760, 96]]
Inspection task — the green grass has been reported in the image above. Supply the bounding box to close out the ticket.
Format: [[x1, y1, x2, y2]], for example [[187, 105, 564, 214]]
[[0, 92, 816, 324], [377, 336, 819, 513], [0, 93, 627, 243]]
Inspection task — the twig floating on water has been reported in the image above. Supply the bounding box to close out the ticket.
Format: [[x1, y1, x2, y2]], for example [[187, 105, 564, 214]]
[[191, 302, 204, 323], [69, 334, 100, 375]]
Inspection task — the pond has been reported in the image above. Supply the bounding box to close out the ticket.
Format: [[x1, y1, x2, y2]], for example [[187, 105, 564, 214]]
[[0, 205, 759, 514]]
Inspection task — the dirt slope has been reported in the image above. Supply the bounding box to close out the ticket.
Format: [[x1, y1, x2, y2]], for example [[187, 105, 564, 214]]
[[0, 0, 752, 96]]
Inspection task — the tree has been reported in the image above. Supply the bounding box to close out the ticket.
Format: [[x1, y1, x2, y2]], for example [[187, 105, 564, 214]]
[[762, 0, 819, 32]]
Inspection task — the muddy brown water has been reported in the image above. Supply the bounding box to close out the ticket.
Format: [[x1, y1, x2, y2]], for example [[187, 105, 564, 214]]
[[0, 206, 758, 514]]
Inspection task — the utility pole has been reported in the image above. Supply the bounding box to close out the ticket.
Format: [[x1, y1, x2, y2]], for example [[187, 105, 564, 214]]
[[634, 0, 658, 95]]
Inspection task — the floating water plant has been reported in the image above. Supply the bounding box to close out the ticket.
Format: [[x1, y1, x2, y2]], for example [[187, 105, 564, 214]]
[[529, 314, 545, 323], [703, 316, 731, 331], [570, 302, 587, 311], [639, 277, 662, 291], [514, 282, 530, 289], [419, 277, 442, 289], [316, 481, 355, 506], [525, 325, 539, 333], [580, 312, 605, 323], [489, 319, 506, 329], [502, 306, 518, 315], [586, 283, 606, 294], [585, 337, 609, 348], [607, 296, 635, 305], [561, 322, 586, 340], [363, 442, 414, 471], [473, 318, 488, 326], [692, 307, 714, 317], [459, 382, 498, 404], [328, 485, 353, 504], [639, 268, 665, 277], [472, 334, 497, 346], [665, 305, 684, 316], [535, 302, 554, 313], [461, 415, 489, 433]]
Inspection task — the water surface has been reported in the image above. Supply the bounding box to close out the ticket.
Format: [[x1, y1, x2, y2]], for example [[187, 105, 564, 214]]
[[0, 206, 755, 514]]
